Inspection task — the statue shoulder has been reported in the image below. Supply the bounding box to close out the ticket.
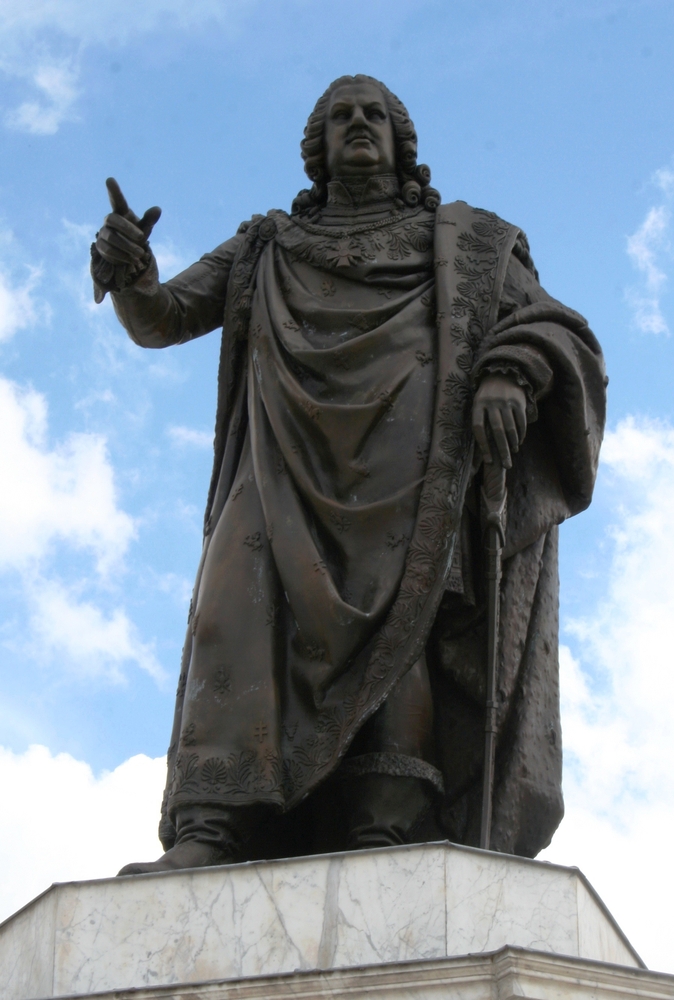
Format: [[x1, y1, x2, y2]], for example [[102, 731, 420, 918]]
[[235, 209, 291, 237], [436, 200, 513, 231], [436, 201, 537, 278]]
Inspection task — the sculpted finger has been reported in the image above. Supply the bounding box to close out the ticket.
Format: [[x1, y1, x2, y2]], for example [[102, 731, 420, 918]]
[[100, 227, 146, 258], [486, 406, 512, 469], [513, 401, 527, 444], [106, 177, 130, 216], [501, 405, 520, 455], [105, 213, 146, 243], [472, 407, 493, 463], [96, 237, 138, 265], [139, 206, 162, 239]]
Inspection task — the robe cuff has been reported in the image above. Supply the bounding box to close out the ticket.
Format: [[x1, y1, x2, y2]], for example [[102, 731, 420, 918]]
[[473, 345, 554, 423], [336, 753, 444, 793], [90, 242, 158, 303]]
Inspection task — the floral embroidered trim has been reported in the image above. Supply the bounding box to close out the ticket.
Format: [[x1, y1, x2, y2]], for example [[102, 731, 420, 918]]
[[276, 210, 435, 271], [170, 749, 284, 802]]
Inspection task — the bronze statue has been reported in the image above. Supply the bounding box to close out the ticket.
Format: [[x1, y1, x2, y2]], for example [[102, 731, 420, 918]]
[[91, 76, 606, 875]]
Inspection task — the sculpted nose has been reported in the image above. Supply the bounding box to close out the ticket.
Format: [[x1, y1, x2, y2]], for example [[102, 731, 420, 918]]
[[351, 106, 367, 127]]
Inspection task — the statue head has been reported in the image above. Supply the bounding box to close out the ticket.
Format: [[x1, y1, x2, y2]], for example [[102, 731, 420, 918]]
[[293, 75, 440, 215]]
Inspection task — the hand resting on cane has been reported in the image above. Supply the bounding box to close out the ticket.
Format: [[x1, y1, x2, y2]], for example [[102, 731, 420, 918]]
[[472, 375, 527, 471]]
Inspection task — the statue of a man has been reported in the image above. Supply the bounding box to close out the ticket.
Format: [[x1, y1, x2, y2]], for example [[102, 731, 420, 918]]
[[91, 76, 605, 874]]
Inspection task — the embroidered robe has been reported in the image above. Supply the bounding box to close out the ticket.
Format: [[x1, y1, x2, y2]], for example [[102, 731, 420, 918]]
[[110, 200, 606, 858]]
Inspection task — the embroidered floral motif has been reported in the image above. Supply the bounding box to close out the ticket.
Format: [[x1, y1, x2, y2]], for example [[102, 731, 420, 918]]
[[214, 668, 231, 697], [276, 210, 435, 274], [244, 532, 263, 551], [305, 643, 326, 662], [171, 751, 283, 800], [300, 398, 320, 421], [415, 350, 433, 366], [202, 757, 229, 789], [181, 722, 197, 746], [349, 458, 370, 478], [329, 511, 352, 533], [378, 389, 395, 411]]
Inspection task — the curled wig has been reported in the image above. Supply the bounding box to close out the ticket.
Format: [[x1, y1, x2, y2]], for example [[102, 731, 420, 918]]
[[292, 75, 441, 216]]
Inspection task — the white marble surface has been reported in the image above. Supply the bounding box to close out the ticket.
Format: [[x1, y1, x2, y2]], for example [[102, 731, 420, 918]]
[[6, 948, 672, 1000], [0, 842, 643, 1000]]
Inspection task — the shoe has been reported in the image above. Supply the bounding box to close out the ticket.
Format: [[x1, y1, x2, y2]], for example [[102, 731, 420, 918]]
[[118, 839, 233, 875], [117, 803, 249, 876], [342, 773, 435, 850]]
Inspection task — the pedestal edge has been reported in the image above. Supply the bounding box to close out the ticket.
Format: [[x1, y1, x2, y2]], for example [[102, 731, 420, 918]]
[[30, 946, 674, 1000]]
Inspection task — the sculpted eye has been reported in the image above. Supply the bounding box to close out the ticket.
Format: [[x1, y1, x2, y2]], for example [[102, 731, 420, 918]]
[[332, 110, 350, 121], [367, 109, 385, 122]]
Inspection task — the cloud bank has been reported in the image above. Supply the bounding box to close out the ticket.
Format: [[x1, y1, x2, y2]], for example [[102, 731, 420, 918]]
[[0, 744, 166, 923], [542, 416, 674, 973], [0, 375, 164, 681]]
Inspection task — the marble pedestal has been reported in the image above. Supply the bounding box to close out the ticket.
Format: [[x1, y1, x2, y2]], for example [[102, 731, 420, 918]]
[[1, 841, 669, 1000]]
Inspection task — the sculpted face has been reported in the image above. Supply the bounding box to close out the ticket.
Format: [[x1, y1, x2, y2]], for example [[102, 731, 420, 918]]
[[324, 82, 395, 178]]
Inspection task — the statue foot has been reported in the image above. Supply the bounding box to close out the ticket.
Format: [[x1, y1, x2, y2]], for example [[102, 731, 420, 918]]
[[117, 840, 234, 876]]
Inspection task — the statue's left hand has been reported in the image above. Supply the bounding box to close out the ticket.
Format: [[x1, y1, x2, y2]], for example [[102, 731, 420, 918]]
[[472, 375, 527, 469]]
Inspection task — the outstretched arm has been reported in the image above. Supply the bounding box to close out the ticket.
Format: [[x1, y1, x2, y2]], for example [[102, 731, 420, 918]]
[[91, 178, 243, 349]]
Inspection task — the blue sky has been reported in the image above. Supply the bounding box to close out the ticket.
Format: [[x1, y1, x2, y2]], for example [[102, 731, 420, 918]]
[[1, 0, 674, 973]]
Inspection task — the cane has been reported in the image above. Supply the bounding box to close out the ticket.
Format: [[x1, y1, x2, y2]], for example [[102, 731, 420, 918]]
[[479, 455, 507, 851]]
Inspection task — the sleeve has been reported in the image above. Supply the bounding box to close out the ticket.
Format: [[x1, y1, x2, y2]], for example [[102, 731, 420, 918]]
[[106, 232, 245, 349], [472, 248, 555, 421], [473, 238, 607, 550]]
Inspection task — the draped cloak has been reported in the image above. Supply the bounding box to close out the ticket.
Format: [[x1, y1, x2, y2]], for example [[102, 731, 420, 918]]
[[111, 199, 606, 859]]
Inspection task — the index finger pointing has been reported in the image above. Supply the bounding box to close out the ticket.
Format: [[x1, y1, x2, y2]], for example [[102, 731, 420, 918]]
[[106, 177, 130, 216]]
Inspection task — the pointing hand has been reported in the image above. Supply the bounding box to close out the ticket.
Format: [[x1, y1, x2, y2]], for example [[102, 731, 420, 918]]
[[95, 178, 162, 267]]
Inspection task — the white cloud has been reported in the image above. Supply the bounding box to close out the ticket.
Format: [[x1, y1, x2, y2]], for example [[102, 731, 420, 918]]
[[0, 1, 247, 43], [5, 61, 79, 134], [654, 166, 674, 199], [0, 376, 134, 574], [626, 163, 674, 336], [0, 374, 164, 682], [29, 580, 164, 682], [153, 240, 188, 280], [541, 416, 674, 973], [0, 744, 166, 923], [167, 424, 212, 448], [0, 1, 251, 134], [626, 205, 670, 335], [0, 262, 42, 342]]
